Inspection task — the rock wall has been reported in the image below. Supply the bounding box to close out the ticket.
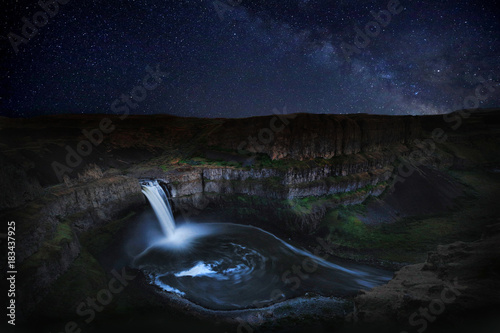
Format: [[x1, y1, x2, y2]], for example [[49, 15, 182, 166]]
[[1, 110, 498, 322], [5, 175, 145, 316], [131, 156, 392, 234], [148, 149, 398, 200], [13, 175, 144, 263], [201, 168, 391, 199], [0, 113, 421, 210], [206, 114, 421, 160]]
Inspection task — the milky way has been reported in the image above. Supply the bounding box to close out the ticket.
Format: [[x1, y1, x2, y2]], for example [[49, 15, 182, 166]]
[[1, 0, 499, 117]]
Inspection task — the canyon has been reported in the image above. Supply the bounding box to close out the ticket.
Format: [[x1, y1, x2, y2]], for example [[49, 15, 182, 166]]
[[0, 109, 499, 332]]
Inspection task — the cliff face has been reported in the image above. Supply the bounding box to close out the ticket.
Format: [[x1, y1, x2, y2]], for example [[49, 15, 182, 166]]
[[152, 159, 393, 200], [12, 175, 144, 263], [0, 110, 492, 262], [0, 113, 422, 316], [125, 148, 396, 232], [206, 114, 421, 160], [2, 175, 145, 316], [0, 113, 421, 206], [1, 110, 498, 320]]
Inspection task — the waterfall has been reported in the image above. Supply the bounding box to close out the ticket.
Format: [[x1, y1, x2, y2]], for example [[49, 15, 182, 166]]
[[141, 180, 176, 237]]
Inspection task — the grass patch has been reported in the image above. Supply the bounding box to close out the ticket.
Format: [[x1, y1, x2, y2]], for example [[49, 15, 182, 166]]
[[321, 170, 500, 263], [179, 156, 242, 168], [322, 208, 461, 263], [21, 222, 74, 270], [287, 183, 386, 214], [34, 248, 109, 317]]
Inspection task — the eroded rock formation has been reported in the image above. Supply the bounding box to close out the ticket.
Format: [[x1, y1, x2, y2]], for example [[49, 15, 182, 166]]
[[348, 223, 500, 331]]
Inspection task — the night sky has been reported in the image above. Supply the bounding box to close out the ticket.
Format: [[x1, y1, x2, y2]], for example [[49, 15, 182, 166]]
[[1, 0, 499, 118]]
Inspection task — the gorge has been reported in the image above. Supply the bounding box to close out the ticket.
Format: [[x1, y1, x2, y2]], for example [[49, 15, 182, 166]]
[[133, 180, 391, 310], [1, 110, 499, 333]]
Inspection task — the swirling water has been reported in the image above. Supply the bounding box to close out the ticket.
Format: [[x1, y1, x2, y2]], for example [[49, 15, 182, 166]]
[[134, 181, 391, 310]]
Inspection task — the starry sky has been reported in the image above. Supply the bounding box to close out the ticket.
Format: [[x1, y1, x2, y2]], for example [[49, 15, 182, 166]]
[[1, 0, 499, 118]]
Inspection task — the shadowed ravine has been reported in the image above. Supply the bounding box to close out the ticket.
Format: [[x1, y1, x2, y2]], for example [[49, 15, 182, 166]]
[[2, 111, 499, 333], [130, 180, 391, 310]]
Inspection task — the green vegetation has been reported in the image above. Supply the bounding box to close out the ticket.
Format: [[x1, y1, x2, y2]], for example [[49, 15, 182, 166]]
[[322, 205, 368, 240], [321, 207, 455, 263], [253, 154, 289, 168], [178, 156, 242, 168], [32, 211, 140, 317], [287, 183, 386, 214], [21, 222, 74, 270], [208, 182, 388, 236], [164, 147, 394, 172], [35, 248, 109, 317], [50, 223, 73, 245], [320, 170, 500, 264]]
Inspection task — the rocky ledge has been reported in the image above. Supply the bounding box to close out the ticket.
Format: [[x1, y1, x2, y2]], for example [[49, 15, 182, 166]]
[[347, 223, 500, 331], [1, 175, 145, 317]]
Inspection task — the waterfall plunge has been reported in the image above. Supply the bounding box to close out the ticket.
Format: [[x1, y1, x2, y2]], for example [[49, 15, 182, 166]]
[[141, 180, 176, 237], [133, 180, 392, 310]]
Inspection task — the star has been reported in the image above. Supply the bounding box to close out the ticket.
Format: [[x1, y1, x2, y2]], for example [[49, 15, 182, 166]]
[[0, 0, 499, 118]]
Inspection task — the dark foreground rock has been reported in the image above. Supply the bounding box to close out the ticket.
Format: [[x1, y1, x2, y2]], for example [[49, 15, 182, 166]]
[[0, 175, 145, 317], [347, 223, 500, 332]]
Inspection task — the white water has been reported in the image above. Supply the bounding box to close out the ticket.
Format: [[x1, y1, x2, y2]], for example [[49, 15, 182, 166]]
[[134, 179, 392, 309], [141, 180, 176, 237]]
